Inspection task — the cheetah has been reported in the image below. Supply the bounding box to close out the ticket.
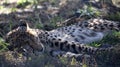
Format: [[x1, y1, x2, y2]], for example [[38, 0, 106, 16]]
[[5, 18, 120, 55]]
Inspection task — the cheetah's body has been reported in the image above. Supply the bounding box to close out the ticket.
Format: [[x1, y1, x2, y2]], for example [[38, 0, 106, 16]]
[[48, 25, 104, 44], [6, 18, 120, 55]]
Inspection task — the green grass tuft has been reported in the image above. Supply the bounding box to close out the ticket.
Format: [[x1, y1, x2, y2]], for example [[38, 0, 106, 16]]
[[0, 38, 9, 52], [89, 31, 120, 47]]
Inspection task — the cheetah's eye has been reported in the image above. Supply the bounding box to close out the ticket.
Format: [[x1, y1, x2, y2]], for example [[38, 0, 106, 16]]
[[18, 27, 27, 32]]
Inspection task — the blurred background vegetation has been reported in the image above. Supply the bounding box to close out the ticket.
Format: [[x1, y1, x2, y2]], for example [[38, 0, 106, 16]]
[[0, 0, 120, 67]]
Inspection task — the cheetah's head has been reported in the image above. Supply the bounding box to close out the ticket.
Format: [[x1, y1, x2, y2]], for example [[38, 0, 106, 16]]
[[5, 20, 44, 55]]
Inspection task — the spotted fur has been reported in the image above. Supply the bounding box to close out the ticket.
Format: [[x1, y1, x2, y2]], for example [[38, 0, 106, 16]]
[[77, 18, 120, 32], [5, 18, 119, 55]]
